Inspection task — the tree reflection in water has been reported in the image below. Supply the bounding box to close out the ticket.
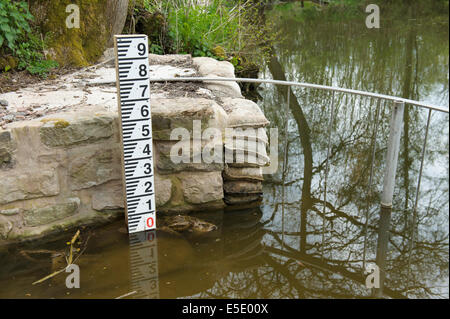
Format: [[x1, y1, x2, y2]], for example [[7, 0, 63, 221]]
[[194, 1, 448, 299]]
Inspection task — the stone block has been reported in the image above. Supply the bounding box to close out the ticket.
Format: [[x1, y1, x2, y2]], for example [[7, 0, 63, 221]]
[[69, 147, 121, 190], [221, 98, 269, 128], [223, 194, 262, 205], [92, 181, 124, 211], [179, 171, 224, 205], [204, 75, 243, 98], [155, 140, 224, 173], [223, 166, 264, 182], [224, 141, 270, 167], [224, 181, 263, 194], [193, 57, 235, 78], [0, 170, 59, 205], [155, 173, 173, 207], [91, 174, 173, 210], [40, 115, 114, 147], [23, 198, 80, 227], [151, 97, 228, 140]]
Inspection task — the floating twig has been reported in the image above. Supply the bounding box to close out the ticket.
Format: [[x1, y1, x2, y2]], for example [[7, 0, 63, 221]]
[[32, 230, 82, 286], [68, 230, 80, 265], [32, 268, 66, 286], [115, 291, 138, 299]]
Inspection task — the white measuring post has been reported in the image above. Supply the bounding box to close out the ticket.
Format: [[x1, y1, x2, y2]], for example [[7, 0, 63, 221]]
[[114, 35, 156, 233]]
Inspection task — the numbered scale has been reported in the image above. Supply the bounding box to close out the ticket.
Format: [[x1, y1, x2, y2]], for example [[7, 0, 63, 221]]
[[129, 230, 159, 299], [114, 35, 156, 233]]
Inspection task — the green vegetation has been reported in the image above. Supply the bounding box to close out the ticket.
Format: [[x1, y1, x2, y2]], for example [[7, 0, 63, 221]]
[[128, 0, 279, 75], [15, 32, 58, 77], [166, 2, 238, 57], [0, 0, 58, 77], [4, 0, 444, 80], [130, 0, 243, 58], [0, 0, 32, 50]]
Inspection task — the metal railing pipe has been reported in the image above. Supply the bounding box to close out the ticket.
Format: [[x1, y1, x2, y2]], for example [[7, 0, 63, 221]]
[[148, 77, 449, 114]]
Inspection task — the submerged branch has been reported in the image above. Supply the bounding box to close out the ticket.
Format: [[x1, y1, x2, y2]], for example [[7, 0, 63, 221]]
[[32, 230, 83, 286]]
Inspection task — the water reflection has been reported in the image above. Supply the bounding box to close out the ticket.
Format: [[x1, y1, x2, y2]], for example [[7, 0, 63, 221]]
[[255, 1, 449, 298], [128, 230, 159, 299], [0, 205, 435, 298], [158, 209, 266, 298]]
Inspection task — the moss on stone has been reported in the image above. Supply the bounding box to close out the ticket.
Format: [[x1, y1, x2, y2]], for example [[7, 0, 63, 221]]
[[40, 118, 70, 128], [39, 116, 113, 147], [0, 56, 18, 71], [54, 120, 70, 128], [212, 46, 227, 59], [0, 131, 14, 168], [29, 0, 111, 67]]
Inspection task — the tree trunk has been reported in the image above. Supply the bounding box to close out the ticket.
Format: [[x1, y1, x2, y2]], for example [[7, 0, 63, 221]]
[[107, 0, 130, 46], [29, 0, 130, 66]]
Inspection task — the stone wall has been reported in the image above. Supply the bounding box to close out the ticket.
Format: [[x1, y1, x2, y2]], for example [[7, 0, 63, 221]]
[[0, 55, 270, 244]]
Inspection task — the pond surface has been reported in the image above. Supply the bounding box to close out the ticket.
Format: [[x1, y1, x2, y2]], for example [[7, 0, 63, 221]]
[[0, 2, 448, 299]]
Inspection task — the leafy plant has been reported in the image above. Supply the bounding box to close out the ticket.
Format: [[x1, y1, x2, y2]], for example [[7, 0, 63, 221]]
[[170, 1, 241, 57], [129, 0, 237, 57], [0, 0, 33, 50], [132, 0, 279, 75], [25, 59, 59, 77], [0, 2, 58, 77], [150, 42, 164, 54], [15, 33, 58, 77]]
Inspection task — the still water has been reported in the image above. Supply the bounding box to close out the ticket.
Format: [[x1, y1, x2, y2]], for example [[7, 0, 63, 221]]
[[0, 2, 448, 298]]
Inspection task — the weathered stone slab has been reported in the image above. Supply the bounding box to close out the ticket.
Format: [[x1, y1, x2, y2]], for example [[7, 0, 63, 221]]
[[155, 140, 224, 173], [91, 174, 173, 211], [23, 198, 80, 227], [150, 54, 192, 66], [92, 181, 124, 211], [193, 57, 235, 78], [221, 98, 269, 128], [224, 181, 263, 194], [224, 141, 270, 167], [223, 194, 262, 205], [193, 57, 242, 97], [154, 174, 173, 207], [151, 97, 228, 140], [39, 115, 114, 147], [223, 166, 264, 182], [69, 147, 121, 190], [204, 75, 243, 98], [0, 170, 59, 205], [179, 171, 224, 205], [225, 127, 268, 144]]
